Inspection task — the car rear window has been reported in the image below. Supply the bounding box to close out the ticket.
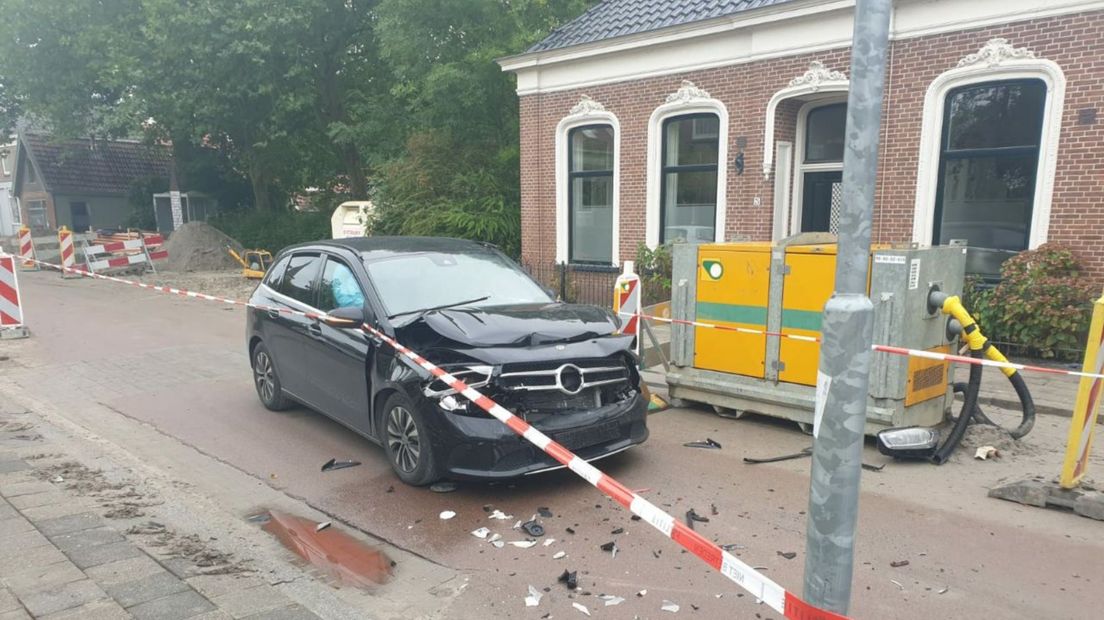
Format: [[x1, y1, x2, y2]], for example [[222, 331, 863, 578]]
[[279, 253, 321, 306]]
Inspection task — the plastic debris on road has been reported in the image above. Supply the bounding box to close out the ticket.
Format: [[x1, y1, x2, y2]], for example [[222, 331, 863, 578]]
[[573, 602, 591, 616], [661, 600, 680, 613], [471, 527, 491, 539], [489, 509, 513, 520], [975, 446, 999, 460], [315, 521, 331, 532], [538, 507, 553, 518], [599, 594, 625, 606], [521, 520, 545, 537], [525, 585, 543, 607], [553, 551, 566, 559], [321, 458, 362, 472], [599, 541, 618, 558], [637, 589, 647, 597], [430, 481, 458, 493], [510, 540, 537, 549], [543, 538, 556, 547], [439, 511, 456, 520], [559, 570, 578, 590], [683, 438, 722, 449]]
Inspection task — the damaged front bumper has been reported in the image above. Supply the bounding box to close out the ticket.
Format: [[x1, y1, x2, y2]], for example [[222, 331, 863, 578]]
[[423, 391, 649, 480]]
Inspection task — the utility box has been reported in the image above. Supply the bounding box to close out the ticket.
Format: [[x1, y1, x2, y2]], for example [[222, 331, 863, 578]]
[[330, 201, 375, 239], [667, 234, 967, 433]]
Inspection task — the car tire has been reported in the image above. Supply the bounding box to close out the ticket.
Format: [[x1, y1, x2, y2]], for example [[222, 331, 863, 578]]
[[382, 392, 440, 486], [252, 342, 292, 411]]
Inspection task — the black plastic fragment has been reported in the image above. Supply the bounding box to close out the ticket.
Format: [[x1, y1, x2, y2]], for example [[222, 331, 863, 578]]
[[521, 520, 545, 537], [321, 458, 362, 472], [558, 569, 578, 590], [685, 508, 710, 529], [610, 527, 624, 535], [683, 438, 722, 449], [537, 507, 553, 518]]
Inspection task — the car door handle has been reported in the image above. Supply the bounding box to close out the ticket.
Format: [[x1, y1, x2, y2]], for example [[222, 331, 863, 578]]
[[267, 309, 280, 319]]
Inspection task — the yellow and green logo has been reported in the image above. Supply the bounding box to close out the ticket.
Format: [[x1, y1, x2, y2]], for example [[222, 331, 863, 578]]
[[702, 259, 723, 280]]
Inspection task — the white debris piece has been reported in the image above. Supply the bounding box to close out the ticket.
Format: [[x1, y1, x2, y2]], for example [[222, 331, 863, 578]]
[[637, 589, 647, 598], [488, 533, 502, 543], [51, 476, 64, 483], [492, 540, 505, 548], [599, 595, 625, 606], [509, 540, 538, 549], [315, 521, 331, 532], [553, 551, 566, 559], [974, 446, 999, 460], [439, 510, 456, 520], [572, 602, 591, 616], [471, 527, 491, 539], [543, 538, 556, 547], [525, 585, 543, 607], [661, 600, 680, 613], [489, 510, 513, 520]]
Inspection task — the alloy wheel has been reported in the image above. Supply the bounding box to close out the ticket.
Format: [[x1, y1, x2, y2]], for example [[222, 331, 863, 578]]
[[254, 351, 276, 403], [386, 406, 421, 473]]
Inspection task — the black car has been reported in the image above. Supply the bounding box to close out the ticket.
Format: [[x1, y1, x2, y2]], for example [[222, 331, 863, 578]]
[[245, 237, 648, 485]]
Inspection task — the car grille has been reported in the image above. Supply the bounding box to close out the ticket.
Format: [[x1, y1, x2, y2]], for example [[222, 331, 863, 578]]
[[496, 357, 632, 414], [497, 357, 631, 393]]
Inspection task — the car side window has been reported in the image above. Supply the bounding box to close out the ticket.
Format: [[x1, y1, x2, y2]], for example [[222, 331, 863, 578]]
[[279, 253, 322, 307], [318, 257, 366, 312], [263, 256, 290, 290]]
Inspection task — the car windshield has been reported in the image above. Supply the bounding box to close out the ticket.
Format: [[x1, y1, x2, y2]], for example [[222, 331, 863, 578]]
[[365, 250, 552, 319]]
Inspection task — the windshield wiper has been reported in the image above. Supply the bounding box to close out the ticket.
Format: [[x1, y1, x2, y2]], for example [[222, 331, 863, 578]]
[[388, 296, 490, 321]]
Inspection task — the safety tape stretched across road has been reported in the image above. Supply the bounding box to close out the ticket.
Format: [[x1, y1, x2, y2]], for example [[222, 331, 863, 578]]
[[14, 255, 326, 320], [7, 251, 847, 619], [623, 311, 1104, 382]]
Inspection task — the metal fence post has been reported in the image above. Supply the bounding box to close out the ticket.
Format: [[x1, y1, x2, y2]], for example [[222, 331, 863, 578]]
[[802, 0, 892, 614]]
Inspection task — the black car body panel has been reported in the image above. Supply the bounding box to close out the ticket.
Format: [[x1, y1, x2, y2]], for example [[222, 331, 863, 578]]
[[246, 237, 648, 481]]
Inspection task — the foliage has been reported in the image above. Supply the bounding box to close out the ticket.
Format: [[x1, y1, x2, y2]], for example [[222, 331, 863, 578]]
[[635, 243, 674, 306], [209, 209, 331, 254], [967, 244, 1098, 360], [125, 176, 170, 230]]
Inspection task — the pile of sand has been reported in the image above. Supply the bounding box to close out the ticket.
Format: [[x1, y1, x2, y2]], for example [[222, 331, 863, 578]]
[[161, 222, 244, 272]]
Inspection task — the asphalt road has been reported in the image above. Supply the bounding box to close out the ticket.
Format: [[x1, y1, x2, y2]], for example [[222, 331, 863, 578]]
[[6, 270, 1103, 619]]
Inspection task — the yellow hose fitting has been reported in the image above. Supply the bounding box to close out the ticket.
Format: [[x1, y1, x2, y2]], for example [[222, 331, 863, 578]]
[[941, 295, 1017, 377]]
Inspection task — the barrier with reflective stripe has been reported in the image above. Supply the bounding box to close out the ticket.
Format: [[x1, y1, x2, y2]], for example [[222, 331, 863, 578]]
[[18, 226, 37, 270], [0, 254, 29, 338], [1060, 290, 1104, 489], [58, 227, 80, 279], [83, 233, 168, 274]]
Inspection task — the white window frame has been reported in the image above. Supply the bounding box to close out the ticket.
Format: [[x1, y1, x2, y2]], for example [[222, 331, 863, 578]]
[[790, 97, 849, 236], [646, 81, 728, 248], [555, 96, 620, 265], [912, 39, 1065, 250]]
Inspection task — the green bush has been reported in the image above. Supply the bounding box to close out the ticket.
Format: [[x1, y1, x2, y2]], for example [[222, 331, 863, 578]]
[[208, 209, 331, 253], [967, 243, 1099, 360], [635, 242, 673, 307]]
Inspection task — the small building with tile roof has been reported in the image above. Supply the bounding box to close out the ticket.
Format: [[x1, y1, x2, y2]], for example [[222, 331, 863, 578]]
[[11, 132, 173, 232]]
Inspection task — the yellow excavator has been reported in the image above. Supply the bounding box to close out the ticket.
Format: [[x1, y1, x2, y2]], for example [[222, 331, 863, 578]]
[[227, 246, 274, 279]]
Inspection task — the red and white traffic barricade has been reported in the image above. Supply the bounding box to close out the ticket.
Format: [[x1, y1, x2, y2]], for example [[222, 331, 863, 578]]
[[18, 226, 37, 270], [0, 253, 30, 339], [82, 232, 168, 275], [58, 227, 81, 279], [613, 261, 642, 356]]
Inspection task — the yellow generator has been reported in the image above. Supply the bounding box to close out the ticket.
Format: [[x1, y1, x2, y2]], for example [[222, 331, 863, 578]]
[[666, 233, 967, 433]]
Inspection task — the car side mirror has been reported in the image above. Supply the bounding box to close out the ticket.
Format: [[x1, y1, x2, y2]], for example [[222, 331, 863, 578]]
[[321, 305, 367, 329]]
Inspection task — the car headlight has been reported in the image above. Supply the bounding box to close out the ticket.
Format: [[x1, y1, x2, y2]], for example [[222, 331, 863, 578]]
[[876, 427, 940, 459], [423, 365, 493, 399]]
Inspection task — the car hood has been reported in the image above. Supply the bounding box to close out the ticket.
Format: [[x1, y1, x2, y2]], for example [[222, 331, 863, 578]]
[[417, 302, 620, 348]]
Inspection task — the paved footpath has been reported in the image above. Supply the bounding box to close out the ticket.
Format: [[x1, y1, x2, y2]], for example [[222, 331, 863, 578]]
[[0, 457, 319, 620]]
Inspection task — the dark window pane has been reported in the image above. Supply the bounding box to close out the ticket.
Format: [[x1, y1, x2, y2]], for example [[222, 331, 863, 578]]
[[570, 125, 614, 172], [665, 115, 718, 166], [263, 256, 290, 290], [663, 170, 716, 243], [937, 155, 1036, 251], [947, 81, 1045, 150], [318, 258, 365, 312], [570, 176, 613, 263], [280, 254, 321, 306], [805, 103, 847, 163]]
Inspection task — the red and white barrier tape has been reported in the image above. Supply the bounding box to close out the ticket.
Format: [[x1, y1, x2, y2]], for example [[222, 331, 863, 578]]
[[7, 251, 847, 619], [14, 255, 325, 321], [623, 311, 1104, 382]]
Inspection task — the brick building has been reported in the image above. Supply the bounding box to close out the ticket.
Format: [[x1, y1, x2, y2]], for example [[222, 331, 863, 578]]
[[499, 0, 1103, 281]]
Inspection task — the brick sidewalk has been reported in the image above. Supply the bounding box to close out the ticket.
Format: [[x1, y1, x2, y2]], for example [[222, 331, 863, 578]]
[[0, 455, 318, 620]]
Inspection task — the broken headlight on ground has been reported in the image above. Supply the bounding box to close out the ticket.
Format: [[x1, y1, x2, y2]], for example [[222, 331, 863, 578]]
[[876, 427, 940, 460]]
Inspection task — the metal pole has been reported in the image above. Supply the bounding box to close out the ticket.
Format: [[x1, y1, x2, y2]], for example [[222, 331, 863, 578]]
[[802, 0, 891, 614]]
